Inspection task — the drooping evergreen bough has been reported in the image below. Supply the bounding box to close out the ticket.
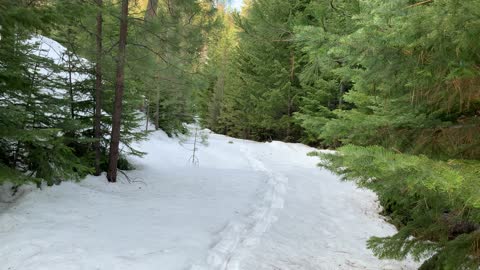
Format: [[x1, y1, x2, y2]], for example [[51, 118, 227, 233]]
[[309, 0, 480, 268]]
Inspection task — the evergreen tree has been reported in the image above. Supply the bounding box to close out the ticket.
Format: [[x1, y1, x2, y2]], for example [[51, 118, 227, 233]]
[[107, 0, 129, 183], [200, 0, 317, 141], [294, 0, 359, 145], [304, 0, 480, 268], [0, 0, 218, 187], [0, 0, 91, 186], [196, 4, 237, 134], [94, 0, 104, 176]]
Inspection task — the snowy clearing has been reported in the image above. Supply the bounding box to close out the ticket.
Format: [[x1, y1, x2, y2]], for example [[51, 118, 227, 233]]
[[0, 128, 419, 270]]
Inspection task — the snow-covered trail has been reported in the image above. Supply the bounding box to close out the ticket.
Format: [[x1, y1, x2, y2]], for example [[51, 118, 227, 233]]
[[234, 141, 418, 270], [0, 129, 418, 270]]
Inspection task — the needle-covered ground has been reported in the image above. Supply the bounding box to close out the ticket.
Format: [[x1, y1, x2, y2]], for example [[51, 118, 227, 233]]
[[0, 128, 418, 270]]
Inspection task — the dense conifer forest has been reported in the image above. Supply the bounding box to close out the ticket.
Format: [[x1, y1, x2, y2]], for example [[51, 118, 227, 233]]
[[1, 0, 480, 269]]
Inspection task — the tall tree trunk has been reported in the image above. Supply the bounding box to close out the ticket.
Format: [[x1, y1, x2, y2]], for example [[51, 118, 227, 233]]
[[145, 0, 159, 20], [145, 0, 159, 129], [107, 0, 129, 183], [287, 50, 295, 141], [94, 0, 103, 176]]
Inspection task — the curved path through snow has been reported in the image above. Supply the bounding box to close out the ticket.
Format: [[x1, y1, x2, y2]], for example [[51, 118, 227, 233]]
[[195, 145, 289, 270], [0, 129, 418, 270]]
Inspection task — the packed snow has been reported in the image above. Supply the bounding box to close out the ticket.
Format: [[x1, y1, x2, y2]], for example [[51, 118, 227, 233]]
[[0, 127, 419, 270]]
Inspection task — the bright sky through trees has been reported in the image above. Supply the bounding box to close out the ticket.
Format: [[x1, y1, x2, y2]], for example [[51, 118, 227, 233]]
[[230, 0, 243, 10]]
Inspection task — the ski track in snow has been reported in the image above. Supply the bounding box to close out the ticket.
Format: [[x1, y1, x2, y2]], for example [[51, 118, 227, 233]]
[[194, 144, 288, 270]]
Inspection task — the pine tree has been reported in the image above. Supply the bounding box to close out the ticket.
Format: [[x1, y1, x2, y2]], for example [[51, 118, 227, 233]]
[[200, 0, 316, 142], [303, 0, 480, 268], [0, 0, 217, 186], [137, 0, 217, 135], [294, 0, 360, 145], [0, 0, 93, 186], [107, 0, 129, 183], [196, 4, 237, 134], [94, 0, 104, 176]]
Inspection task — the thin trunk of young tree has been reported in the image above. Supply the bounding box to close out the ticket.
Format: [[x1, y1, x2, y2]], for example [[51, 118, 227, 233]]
[[145, 99, 150, 131], [94, 0, 103, 176], [145, 0, 159, 130], [287, 50, 295, 141], [106, 0, 129, 183], [155, 90, 160, 129], [67, 50, 74, 120], [339, 82, 345, 108]]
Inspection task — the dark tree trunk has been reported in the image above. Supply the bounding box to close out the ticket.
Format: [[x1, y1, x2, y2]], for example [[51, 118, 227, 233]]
[[94, 0, 103, 176], [106, 0, 129, 183], [339, 82, 346, 108]]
